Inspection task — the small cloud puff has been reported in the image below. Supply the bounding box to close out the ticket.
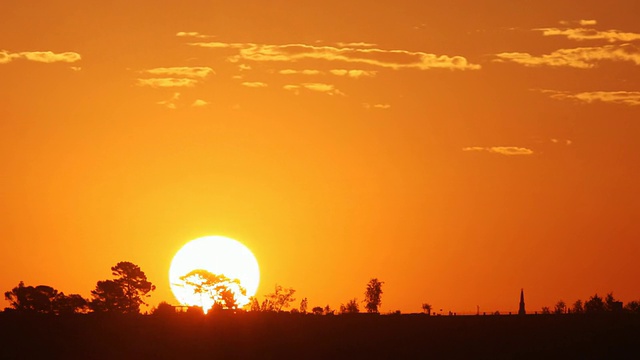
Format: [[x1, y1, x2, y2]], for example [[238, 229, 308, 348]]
[[241, 81, 268, 88], [363, 103, 391, 109], [551, 138, 573, 145], [192, 99, 209, 107], [176, 31, 215, 39]]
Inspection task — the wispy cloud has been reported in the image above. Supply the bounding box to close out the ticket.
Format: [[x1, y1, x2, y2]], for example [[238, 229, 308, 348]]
[[156, 93, 210, 109], [559, 19, 598, 26], [495, 44, 640, 68], [330, 69, 377, 78], [136, 78, 200, 88], [142, 66, 214, 79], [551, 138, 573, 145], [540, 89, 640, 106], [187, 42, 247, 49], [1, 50, 81, 64], [241, 81, 268, 88], [363, 103, 391, 109], [157, 92, 181, 109], [336, 42, 377, 48], [462, 146, 534, 156], [536, 27, 640, 43], [137, 66, 213, 88], [279, 69, 322, 75], [176, 31, 215, 39], [284, 83, 345, 96], [187, 41, 480, 71]]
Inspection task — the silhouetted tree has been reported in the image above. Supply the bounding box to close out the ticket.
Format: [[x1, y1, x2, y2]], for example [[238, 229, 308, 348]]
[[340, 298, 360, 314], [261, 284, 296, 312], [421, 303, 432, 315], [90, 280, 127, 313], [249, 297, 260, 312], [4, 282, 58, 313], [90, 261, 155, 314], [323, 304, 334, 315], [554, 300, 567, 314], [584, 294, 605, 313], [311, 306, 323, 315], [53, 293, 88, 315], [624, 300, 640, 314], [364, 278, 384, 313], [572, 300, 584, 314], [180, 269, 246, 311], [604, 292, 622, 312], [541, 306, 551, 314], [299, 297, 308, 314]]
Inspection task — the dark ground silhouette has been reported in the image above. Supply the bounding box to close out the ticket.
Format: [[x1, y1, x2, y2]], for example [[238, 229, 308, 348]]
[[1, 312, 639, 359]]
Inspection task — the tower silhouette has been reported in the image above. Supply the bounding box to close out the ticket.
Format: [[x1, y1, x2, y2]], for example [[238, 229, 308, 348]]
[[518, 288, 526, 315]]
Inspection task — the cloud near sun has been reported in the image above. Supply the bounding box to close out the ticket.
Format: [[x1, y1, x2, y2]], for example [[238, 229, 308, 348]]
[[0, 50, 81, 64], [185, 39, 480, 71]]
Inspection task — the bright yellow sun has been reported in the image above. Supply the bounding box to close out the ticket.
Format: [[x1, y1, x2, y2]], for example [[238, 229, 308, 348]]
[[169, 236, 260, 313]]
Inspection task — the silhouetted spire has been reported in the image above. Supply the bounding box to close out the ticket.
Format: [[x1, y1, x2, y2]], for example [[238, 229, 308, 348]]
[[518, 288, 526, 315]]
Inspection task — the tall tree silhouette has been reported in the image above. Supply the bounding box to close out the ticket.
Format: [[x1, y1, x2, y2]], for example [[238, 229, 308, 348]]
[[364, 278, 384, 313], [299, 297, 309, 314], [90, 261, 155, 314]]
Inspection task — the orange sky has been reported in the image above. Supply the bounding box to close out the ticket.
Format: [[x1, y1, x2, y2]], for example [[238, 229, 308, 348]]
[[1, 0, 639, 314]]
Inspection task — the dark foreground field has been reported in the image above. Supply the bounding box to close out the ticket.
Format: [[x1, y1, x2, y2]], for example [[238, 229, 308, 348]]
[[1, 312, 639, 359]]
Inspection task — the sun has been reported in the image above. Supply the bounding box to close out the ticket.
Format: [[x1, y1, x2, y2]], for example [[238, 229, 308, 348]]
[[169, 236, 260, 312]]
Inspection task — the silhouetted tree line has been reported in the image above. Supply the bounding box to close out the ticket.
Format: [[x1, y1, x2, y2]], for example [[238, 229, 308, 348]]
[[4, 261, 154, 315], [7, 265, 640, 318], [542, 292, 640, 315]]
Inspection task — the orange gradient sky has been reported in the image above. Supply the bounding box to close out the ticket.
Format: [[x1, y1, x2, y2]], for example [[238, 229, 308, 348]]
[[1, 0, 639, 314]]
